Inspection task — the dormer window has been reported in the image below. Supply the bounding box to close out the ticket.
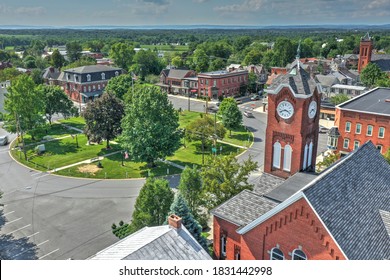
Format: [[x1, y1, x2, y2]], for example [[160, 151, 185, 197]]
[[101, 73, 106, 80], [67, 74, 71, 81], [115, 71, 119, 76], [87, 74, 91, 82]]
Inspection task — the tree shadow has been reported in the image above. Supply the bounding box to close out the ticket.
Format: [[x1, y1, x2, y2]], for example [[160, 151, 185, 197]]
[[253, 137, 263, 143], [0, 209, 38, 260]]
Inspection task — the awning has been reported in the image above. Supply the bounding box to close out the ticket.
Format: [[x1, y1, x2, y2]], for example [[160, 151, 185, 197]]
[[190, 89, 198, 93]]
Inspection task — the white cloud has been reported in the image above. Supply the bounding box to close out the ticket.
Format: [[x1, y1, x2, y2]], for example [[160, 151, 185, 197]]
[[214, 0, 266, 13], [15, 6, 46, 16]]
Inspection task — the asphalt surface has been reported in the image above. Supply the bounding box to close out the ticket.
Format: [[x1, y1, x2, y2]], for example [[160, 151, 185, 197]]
[[0, 95, 327, 260]]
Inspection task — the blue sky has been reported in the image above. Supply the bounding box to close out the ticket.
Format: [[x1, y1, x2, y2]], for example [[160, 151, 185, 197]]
[[0, 0, 389, 26]]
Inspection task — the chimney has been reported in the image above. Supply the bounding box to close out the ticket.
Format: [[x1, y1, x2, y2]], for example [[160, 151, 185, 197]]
[[168, 214, 182, 229], [49, 66, 54, 73]]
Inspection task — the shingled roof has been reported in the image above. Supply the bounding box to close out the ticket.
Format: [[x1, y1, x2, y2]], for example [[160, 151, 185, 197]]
[[267, 65, 318, 96], [89, 224, 211, 260], [371, 53, 390, 72], [303, 141, 390, 260]]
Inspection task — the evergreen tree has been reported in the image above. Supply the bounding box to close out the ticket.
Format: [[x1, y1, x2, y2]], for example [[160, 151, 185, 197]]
[[168, 193, 208, 250]]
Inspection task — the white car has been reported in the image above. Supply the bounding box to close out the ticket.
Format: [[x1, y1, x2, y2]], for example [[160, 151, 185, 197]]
[[0, 135, 8, 146], [319, 126, 329, 133]]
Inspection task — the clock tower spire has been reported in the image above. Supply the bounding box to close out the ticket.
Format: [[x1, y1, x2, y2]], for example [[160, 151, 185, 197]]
[[264, 65, 321, 179]]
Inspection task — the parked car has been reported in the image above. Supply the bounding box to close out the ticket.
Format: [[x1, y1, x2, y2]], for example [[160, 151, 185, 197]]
[[250, 94, 260, 100], [243, 110, 254, 118], [215, 102, 221, 108], [0, 135, 8, 146], [319, 126, 329, 133], [207, 106, 218, 113], [235, 98, 243, 104]]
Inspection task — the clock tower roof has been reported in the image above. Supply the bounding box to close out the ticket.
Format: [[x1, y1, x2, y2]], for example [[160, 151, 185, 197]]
[[266, 65, 318, 97]]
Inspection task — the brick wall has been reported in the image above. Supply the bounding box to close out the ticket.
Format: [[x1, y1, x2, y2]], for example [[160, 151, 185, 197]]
[[335, 108, 390, 154], [215, 198, 346, 260]]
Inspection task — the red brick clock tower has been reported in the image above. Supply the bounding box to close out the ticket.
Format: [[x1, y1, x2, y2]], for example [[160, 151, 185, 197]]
[[264, 64, 321, 179], [358, 32, 373, 73]]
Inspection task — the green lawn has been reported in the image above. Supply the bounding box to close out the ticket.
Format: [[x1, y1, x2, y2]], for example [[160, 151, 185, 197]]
[[55, 153, 182, 179], [178, 110, 253, 147], [12, 134, 120, 171], [58, 117, 86, 131], [141, 44, 189, 52], [21, 123, 77, 146]]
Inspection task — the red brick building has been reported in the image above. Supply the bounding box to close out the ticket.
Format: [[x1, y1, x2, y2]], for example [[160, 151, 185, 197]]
[[358, 33, 390, 75], [212, 142, 390, 260], [58, 65, 123, 103], [264, 66, 321, 178], [327, 87, 390, 155], [158, 68, 197, 96], [197, 69, 248, 100]]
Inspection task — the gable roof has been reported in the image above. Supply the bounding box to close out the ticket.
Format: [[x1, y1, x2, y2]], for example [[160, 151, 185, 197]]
[[89, 224, 211, 260], [379, 210, 390, 238], [315, 74, 340, 87], [167, 69, 194, 79], [42, 67, 61, 80], [304, 141, 390, 260], [236, 141, 390, 260]]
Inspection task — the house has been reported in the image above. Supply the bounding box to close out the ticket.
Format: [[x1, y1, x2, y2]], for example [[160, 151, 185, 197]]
[[0, 61, 12, 70], [88, 215, 212, 260], [327, 87, 390, 155], [157, 68, 197, 96], [197, 69, 248, 100], [245, 64, 268, 91], [315, 74, 340, 98], [58, 65, 123, 104], [212, 141, 390, 260], [329, 84, 367, 97], [42, 67, 61, 86]]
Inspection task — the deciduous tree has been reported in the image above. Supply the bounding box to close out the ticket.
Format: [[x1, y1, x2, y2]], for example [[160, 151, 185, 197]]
[[40, 85, 75, 124], [105, 74, 134, 100], [178, 166, 203, 217], [83, 92, 124, 148], [66, 41, 82, 62], [121, 86, 181, 167], [219, 97, 242, 136], [109, 42, 135, 70], [330, 94, 349, 105], [201, 154, 258, 211], [50, 49, 65, 68], [360, 63, 386, 87], [131, 177, 174, 231]]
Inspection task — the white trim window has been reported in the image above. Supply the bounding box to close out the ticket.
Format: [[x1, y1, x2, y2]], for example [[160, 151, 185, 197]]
[[303, 144, 308, 170], [354, 140, 360, 150], [273, 141, 281, 169], [292, 249, 307, 260], [343, 138, 349, 149], [101, 73, 106, 80], [283, 144, 292, 172], [345, 122, 351, 132], [87, 74, 91, 82], [307, 141, 313, 167], [270, 248, 284, 260], [366, 125, 373, 136], [355, 123, 362, 134], [220, 235, 227, 257], [378, 127, 385, 138]]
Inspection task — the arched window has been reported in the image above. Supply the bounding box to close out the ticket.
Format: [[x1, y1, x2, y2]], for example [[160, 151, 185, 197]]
[[292, 249, 307, 260], [273, 141, 281, 169], [270, 248, 284, 260], [307, 141, 313, 167], [283, 144, 292, 172], [87, 74, 91, 82], [101, 72, 106, 80], [303, 144, 308, 170]]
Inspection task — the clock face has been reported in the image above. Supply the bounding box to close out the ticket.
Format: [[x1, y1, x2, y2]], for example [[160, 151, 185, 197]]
[[277, 101, 294, 119], [308, 100, 317, 119]]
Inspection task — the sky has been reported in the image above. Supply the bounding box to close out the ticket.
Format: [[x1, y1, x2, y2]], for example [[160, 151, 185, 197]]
[[0, 0, 389, 27]]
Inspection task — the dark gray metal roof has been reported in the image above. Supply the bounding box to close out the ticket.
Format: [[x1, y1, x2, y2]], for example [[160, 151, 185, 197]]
[[371, 54, 390, 72], [337, 87, 390, 115], [65, 65, 122, 74], [42, 67, 61, 80], [379, 210, 390, 237], [211, 189, 279, 226], [89, 225, 211, 260], [264, 172, 319, 203], [304, 141, 390, 260], [267, 65, 317, 96], [328, 127, 340, 137]]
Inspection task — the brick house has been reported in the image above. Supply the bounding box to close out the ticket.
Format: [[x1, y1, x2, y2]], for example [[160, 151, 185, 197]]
[[327, 87, 390, 155], [58, 65, 123, 103], [212, 142, 390, 260], [197, 69, 248, 100], [158, 68, 197, 96]]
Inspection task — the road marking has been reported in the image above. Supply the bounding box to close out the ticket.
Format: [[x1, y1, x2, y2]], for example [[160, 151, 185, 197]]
[[34, 174, 50, 180], [27, 231, 40, 238], [37, 240, 49, 246], [5, 217, 22, 225], [31, 172, 42, 176], [39, 248, 59, 260], [3, 211, 15, 216], [8, 224, 31, 234]]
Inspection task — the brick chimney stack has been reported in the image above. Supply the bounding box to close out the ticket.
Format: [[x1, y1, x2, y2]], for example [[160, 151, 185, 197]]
[[168, 214, 182, 229]]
